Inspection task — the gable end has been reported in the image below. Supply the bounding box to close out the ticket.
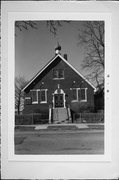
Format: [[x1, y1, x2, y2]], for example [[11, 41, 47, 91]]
[[22, 54, 96, 92]]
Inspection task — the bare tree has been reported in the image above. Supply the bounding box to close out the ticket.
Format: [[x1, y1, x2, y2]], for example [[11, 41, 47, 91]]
[[78, 21, 104, 87], [15, 20, 70, 36], [15, 77, 28, 114], [15, 21, 38, 31]]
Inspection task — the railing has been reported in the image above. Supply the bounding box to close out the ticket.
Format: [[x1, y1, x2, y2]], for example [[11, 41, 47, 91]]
[[67, 107, 72, 123], [15, 113, 49, 125], [73, 113, 104, 123], [49, 107, 52, 124]]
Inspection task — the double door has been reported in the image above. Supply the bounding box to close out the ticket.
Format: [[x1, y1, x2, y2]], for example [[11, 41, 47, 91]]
[[54, 94, 64, 108]]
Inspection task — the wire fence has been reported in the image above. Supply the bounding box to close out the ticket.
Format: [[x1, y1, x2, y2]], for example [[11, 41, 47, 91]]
[[73, 113, 104, 123], [15, 113, 49, 125], [15, 112, 104, 125]]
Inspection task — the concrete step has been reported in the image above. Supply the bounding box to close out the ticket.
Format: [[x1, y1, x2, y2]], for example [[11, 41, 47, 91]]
[[53, 108, 68, 123]]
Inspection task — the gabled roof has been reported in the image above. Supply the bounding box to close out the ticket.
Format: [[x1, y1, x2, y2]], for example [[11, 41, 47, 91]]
[[22, 53, 96, 91]]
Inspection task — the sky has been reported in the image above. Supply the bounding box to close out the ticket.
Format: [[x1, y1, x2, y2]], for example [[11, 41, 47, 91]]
[[15, 21, 88, 83]]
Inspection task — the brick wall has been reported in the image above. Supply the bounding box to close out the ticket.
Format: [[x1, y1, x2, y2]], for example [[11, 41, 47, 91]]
[[23, 57, 94, 114]]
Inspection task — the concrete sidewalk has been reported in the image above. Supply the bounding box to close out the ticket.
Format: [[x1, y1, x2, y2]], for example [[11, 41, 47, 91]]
[[35, 124, 89, 130], [15, 123, 104, 131]]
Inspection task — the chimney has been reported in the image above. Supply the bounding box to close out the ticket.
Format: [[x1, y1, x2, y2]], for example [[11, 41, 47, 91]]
[[64, 54, 68, 61]]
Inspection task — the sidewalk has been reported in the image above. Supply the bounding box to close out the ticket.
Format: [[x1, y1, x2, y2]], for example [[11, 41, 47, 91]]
[[15, 123, 104, 131]]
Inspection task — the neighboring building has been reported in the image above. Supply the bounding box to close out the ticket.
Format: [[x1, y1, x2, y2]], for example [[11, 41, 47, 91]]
[[22, 46, 95, 123], [94, 83, 104, 112]]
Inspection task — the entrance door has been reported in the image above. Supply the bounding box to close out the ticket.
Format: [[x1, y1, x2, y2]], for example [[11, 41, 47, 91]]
[[54, 94, 64, 108]]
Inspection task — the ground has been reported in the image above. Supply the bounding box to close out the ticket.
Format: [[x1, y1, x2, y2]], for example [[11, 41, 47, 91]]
[[15, 124, 104, 154]]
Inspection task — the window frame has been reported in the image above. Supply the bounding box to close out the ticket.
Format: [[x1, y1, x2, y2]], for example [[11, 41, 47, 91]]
[[53, 69, 64, 80], [25, 97, 31, 105], [70, 88, 87, 102], [80, 88, 87, 102], [40, 89, 48, 104], [71, 88, 78, 102], [30, 90, 38, 104], [58, 69, 64, 79]]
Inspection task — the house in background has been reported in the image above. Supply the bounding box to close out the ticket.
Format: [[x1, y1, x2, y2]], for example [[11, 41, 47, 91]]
[[22, 46, 95, 124], [94, 83, 104, 112]]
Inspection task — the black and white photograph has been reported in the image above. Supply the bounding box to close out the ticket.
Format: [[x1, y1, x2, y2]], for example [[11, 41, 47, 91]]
[[15, 20, 105, 155], [3, 1, 119, 179]]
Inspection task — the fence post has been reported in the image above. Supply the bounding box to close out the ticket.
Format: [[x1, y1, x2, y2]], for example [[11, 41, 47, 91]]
[[32, 113, 34, 125]]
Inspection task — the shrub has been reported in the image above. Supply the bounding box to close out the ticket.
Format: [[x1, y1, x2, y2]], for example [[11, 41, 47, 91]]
[[79, 103, 94, 113]]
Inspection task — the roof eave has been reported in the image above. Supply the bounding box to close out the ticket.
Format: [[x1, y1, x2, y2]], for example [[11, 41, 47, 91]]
[[58, 54, 96, 90], [21, 54, 59, 92]]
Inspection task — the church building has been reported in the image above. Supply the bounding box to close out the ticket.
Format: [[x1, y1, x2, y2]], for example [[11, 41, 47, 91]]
[[22, 46, 95, 124]]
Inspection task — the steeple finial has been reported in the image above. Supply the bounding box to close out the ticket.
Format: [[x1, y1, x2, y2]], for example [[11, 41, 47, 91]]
[[55, 42, 61, 54]]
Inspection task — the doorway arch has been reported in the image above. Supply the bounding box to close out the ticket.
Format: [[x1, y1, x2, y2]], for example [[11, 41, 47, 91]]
[[52, 88, 66, 108]]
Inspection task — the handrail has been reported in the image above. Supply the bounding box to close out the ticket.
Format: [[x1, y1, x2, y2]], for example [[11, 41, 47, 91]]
[[49, 106, 52, 124], [68, 107, 72, 123], [66, 104, 72, 123]]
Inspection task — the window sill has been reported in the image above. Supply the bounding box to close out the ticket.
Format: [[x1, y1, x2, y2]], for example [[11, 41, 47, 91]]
[[32, 102, 38, 104], [53, 78, 64, 80], [40, 101, 47, 104], [71, 100, 87, 102], [25, 97, 31, 100], [71, 100, 78, 102], [80, 100, 87, 102]]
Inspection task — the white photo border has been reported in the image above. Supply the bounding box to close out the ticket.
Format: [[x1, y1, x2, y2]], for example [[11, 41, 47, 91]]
[[3, 2, 118, 179], [7, 11, 111, 162]]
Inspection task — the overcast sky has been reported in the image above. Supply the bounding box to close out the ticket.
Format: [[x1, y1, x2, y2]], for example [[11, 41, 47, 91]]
[[15, 21, 87, 82]]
